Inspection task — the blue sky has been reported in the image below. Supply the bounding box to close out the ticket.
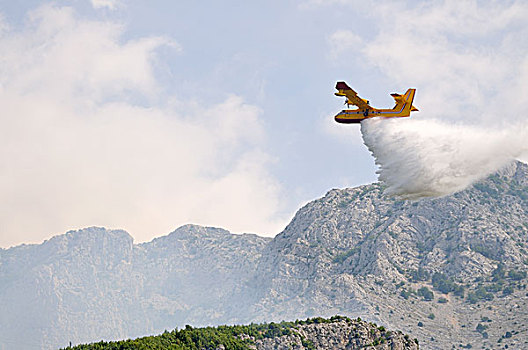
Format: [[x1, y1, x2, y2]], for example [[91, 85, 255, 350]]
[[1, 0, 527, 247]]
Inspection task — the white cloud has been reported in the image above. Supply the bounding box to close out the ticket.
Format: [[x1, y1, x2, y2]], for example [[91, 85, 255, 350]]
[[299, 0, 365, 10], [327, 30, 362, 60], [91, 0, 121, 10], [6, 5, 179, 103], [0, 5, 286, 247]]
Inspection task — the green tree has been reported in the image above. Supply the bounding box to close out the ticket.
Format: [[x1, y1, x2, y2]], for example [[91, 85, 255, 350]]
[[417, 286, 434, 301], [508, 270, 527, 281]]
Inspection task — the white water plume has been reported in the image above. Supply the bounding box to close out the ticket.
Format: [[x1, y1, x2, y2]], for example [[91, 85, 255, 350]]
[[360, 118, 528, 199]]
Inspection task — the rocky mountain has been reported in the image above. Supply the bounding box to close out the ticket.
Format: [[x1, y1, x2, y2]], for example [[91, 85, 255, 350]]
[[1, 161, 528, 349], [250, 161, 528, 349], [0, 226, 270, 349]]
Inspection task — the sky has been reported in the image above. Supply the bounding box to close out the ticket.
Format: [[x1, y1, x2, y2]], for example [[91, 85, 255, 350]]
[[1, 0, 528, 247]]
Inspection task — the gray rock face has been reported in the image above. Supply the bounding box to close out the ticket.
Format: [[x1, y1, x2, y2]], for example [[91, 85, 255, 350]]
[[251, 161, 528, 349], [0, 225, 271, 349], [252, 319, 418, 350], [1, 161, 528, 349]]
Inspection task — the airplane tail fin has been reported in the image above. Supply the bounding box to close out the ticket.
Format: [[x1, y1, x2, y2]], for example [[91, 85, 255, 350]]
[[404, 88, 419, 112]]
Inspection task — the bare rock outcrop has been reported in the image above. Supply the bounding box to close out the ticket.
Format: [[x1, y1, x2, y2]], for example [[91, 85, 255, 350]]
[[252, 319, 418, 350]]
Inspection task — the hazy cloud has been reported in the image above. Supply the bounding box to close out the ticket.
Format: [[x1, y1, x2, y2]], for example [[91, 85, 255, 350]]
[[327, 30, 362, 60], [91, 0, 121, 10], [0, 5, 286, 247]]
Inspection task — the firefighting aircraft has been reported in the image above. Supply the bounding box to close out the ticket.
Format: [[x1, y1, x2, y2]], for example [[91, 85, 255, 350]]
[[334, 82, 418, 124]]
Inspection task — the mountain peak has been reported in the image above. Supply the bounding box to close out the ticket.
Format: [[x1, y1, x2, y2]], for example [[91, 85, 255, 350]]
[[171, 224, 232, 236], [491, 159, 528, 183], [49, 226, 134, 252]]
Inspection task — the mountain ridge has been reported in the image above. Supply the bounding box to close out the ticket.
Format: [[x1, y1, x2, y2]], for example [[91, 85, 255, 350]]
[[1, 161, 527, 349]]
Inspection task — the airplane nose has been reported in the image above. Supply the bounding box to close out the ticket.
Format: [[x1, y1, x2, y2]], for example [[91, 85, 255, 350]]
[[334, 112, 345, 123]]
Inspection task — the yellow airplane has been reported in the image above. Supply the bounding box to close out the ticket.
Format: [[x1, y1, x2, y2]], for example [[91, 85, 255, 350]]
[[334, 82, 418, 124]]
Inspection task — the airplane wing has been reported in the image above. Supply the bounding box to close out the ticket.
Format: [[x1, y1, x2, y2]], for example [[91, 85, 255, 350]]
[[335, 82, 372, 110], [390, 93, 403, 102]]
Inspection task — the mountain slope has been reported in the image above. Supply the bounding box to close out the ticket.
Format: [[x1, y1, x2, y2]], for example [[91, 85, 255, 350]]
[[1, 161, 527, 349], [0, 226, 270, 349], [250, 161, 528, 349]]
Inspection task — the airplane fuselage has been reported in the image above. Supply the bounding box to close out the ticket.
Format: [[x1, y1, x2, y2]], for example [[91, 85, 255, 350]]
[[334, 108, 411, 124]]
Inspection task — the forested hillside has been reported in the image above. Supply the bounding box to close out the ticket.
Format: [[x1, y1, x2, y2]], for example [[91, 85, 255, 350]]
[[63, 316, 418, 350]]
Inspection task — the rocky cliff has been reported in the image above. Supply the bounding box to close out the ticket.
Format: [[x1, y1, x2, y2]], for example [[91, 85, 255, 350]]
[[251, 318, 418, 350], [1, 161, 528, 349]]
